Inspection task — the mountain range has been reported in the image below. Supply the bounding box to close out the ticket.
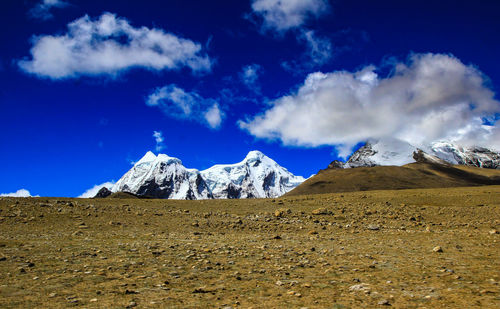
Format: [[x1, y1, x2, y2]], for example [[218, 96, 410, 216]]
[[328, 139, 500, 170], [109, 150, 305, 200], [97, 140, 499, 199]]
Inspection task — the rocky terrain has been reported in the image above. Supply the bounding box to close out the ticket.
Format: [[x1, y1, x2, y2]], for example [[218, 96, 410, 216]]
[[0, 186, 499, 308]]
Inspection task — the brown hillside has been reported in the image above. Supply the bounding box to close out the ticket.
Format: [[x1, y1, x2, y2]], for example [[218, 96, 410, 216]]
[[286, 163, 500, 196]]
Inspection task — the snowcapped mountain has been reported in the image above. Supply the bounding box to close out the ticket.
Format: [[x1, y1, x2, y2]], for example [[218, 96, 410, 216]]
[[112, 151, 212, 200], [329, 138, 416, 168], [200, 150, 306, 199], [329, 139, 500, 169], [112, 150, 305, 199], [429, 142, 500, 169]]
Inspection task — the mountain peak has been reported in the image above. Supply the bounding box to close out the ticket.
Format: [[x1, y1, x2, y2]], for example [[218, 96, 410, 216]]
[[245, 150, 266, 161], [113, 150, 305, 200], [329, 139, 500, 169], [156, 153, 183, 165], [136, 151, 157, 165]]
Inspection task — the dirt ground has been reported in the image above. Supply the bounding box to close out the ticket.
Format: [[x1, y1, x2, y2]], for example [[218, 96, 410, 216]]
[[0, 185, 499, 308]]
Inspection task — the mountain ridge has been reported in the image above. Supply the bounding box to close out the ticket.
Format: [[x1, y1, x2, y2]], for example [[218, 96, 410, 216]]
[[329, 139, 500, 170], [111, 150, 305, 200]]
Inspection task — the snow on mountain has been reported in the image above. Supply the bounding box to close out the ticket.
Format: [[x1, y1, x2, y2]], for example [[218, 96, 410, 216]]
[[112, 150, 305, 199], [429, 141, 500, 169], [200, 150, 306, 199], [112, 151, 212, 200], [329, 139, 500, 169], [344, 138, 416, 168]]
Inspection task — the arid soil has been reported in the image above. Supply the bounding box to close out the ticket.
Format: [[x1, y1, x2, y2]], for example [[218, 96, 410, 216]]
[[0, 185, 499, 308]]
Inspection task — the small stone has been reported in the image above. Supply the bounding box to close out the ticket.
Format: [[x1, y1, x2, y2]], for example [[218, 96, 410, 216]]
[[274, 208, 291, 217], [378, 299, 390, 306], [367, 224, 380, 231], [90, 298, 98, 302], [480, 289, 495, 294], [489, 229, 499, 235], [349, 283, 370, 292], [308, 230, 318, 235], [127, 301, 137, 308], [433, 246, 443, 253], [48, 293, 57, 298], [273, 235, 282, 240], [276, 280, 284, 286], [312, 208, 329, 215], [193, 287, 210, 293]]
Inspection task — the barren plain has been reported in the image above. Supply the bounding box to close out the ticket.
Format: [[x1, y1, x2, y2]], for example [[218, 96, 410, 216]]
[[0, 185, 499, 308]]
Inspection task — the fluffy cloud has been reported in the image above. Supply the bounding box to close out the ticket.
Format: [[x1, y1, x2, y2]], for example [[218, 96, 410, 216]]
[[146, 85, 224, 129], [251, 0, 329, 33], [19, 13, 212, 79], [240, 64, 262, 92], [0, 189, 36, 197], [29, 0, 68, 20], [78, 182, 115, 198], [153, 131, 165, 152], [239, 53, 500, 155]]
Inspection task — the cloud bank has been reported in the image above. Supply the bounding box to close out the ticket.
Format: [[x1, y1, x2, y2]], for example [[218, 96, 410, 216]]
[[146, 85, 223, 129], [29, 0, 68, 20], [0, 189, 36, 197], [78, 182, 115, 198], [239, 53, 500, 156], [19, 12, 212, 79]]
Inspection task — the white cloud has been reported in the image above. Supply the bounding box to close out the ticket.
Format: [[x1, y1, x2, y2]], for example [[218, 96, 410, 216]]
[[78, 182, 115, 198], [299, 30, 332, 66], [29, 0, 69, 20], [153, 131, 165, 152], [251, 0, 330, 33], [146, 85, 224, 129], [239, 53, 500, 155], [0, 189, 36, 197], [19, 12, 212, 79], [204, 104, 223, 129], [240, 64, 262, 92]]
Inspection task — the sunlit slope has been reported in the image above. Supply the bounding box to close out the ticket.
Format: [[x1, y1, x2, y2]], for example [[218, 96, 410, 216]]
[[286, 163, 500, 196]]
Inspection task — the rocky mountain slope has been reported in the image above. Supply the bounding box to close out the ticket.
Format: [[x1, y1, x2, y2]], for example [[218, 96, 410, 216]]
[[111, 151, 305, 200], [112, 152, 212, 200], [200, 150, 305, 199], [329, 139, 500, 169]]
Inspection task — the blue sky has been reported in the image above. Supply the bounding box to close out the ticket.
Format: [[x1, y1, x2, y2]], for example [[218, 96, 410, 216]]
[[1, 0, 500, 197]]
